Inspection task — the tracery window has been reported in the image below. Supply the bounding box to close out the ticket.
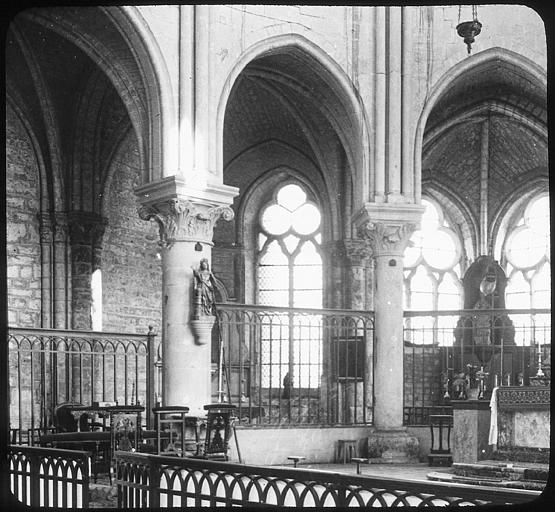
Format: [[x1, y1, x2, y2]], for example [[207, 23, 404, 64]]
[[257, 183, 322, 388], [502, 194, 550, 345], [403, 198, 463, 343]]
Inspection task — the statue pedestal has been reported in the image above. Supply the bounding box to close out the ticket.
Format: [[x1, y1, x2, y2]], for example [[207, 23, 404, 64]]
[[451, 400, 492, 463]]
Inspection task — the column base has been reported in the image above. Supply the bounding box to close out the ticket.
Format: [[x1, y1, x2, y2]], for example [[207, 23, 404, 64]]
[[367, 429, 420, 463]]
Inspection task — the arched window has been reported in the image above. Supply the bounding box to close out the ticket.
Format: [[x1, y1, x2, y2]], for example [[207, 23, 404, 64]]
[[257, 183, 322, 388], [403, 198, 463, 344], [503, 194, 550, 345]]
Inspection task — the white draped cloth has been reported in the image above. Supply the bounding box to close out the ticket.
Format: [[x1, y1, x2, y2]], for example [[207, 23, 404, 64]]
[[488, 386, 499, 449]]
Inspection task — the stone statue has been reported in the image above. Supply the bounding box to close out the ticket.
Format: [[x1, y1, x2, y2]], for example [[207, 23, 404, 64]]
[[192, 258, 217, 318]]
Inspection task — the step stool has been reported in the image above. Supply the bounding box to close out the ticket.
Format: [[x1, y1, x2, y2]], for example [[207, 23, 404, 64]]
[[287, 455, 305, 468], [351, 457, 369, 474]]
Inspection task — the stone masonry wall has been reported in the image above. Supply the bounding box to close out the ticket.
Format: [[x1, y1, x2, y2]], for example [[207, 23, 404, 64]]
[[6, 105, 42, 328], [102, 131, 162, 334], [6, 105, 44, 430]]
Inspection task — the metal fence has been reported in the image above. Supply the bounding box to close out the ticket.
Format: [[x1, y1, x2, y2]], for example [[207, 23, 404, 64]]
[[115, 451, 540, 507], [403, 309, 551, 424], [216, 304, 374, 425], [7, 327, 158, 436], [8, 444, 90, 508]]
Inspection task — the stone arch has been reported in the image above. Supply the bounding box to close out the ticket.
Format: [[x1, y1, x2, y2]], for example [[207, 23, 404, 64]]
[[22, 6, 172, 185], [216, 33, 370, 211], [6, 91, 55, 215], [414, 47, 547, 202], [7, 22, 64, 213]]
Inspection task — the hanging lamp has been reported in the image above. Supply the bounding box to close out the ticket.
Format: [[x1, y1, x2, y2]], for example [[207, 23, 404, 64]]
[[456, 5, 482, 55]]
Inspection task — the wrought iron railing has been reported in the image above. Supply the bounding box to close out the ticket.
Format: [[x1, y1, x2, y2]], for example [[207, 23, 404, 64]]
[[115, 451, 540, 507], [216, 303, 374, 425], [403, 309, 551, 424], [8, 444, 90, 508], [7, 327, 158, 435]]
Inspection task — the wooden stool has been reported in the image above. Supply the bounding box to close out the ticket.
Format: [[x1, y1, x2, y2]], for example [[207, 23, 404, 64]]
[[351, 457, 369, 474], [287, 455, 305, 468], [336, 439, 358, 463], [152, 406, 190, 457]]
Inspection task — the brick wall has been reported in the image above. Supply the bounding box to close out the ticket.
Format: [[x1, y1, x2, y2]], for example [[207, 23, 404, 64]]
[[6, 105, 42, 328], [101, 131, 162, 334]]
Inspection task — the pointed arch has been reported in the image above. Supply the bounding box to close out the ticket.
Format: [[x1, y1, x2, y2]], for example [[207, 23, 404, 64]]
[[414, 47, 547, 202], [217, 33, 370, 210]]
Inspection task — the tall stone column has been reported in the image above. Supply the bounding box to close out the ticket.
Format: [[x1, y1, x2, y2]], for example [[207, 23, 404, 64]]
[[356, 203, 423, 462], [136, 178, 238, 415], [53, 214, 70, 330], [38, 214, 54, 328]]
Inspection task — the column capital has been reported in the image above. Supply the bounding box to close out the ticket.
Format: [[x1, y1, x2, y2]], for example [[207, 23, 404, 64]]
[[359, 221, 416, 257], [354, 203, 425, 257], [53, 213, 69, 243], [135, 177, 239, 248]]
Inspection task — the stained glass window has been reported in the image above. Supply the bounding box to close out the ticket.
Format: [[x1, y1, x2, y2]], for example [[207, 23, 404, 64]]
[[257, 183, 322, 388]]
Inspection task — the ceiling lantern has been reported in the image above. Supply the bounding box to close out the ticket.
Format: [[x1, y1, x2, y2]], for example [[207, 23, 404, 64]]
[[456, 5, 482, 55]]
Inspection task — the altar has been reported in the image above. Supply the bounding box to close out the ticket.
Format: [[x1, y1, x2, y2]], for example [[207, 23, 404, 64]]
[[449, 256, 551, 465], [493, 386, 550, 463]]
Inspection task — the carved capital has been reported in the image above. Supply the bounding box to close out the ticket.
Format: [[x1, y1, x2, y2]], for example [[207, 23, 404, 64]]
[[67, 211, 108, 247], [53, 214, 69, 243], [358, 221, 416, 257], [139, 199, 234, 248]]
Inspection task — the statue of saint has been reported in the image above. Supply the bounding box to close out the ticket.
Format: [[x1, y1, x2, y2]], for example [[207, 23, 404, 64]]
[[192, 258, 217, 317]]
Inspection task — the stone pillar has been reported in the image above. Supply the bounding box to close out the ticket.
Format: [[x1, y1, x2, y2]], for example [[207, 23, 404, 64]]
[[343, 240, 372, 310], [136, 177, 238, 415], [52, 214, 70, 330], [356, 203, 424, 462], [38, 214, 54, 328], [68, 212, 108, 331]]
